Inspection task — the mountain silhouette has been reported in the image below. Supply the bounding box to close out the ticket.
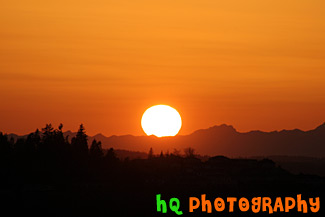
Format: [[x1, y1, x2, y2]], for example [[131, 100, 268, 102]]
[[8, 122, 325, 157]]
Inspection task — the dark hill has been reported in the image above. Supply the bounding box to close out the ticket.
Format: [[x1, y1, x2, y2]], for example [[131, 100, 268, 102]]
[[94, 122, 325, 157]]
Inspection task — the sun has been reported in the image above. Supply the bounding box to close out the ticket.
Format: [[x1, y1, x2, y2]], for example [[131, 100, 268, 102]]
[[141, 105, 182, 137]]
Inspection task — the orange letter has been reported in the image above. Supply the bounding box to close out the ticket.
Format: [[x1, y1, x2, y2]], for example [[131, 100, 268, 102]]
[[273, 197, 284, 212], [239, 198, 249, 212], [309, 197, 320, 213], [227, 197, 237, 212], [189, 197, 200, 212], [251, 197, 261, 213], [297, 194, 307, 213], [201, 194, 212, 213], [262, 197, 273, 214], [214, 198, 225, 212], [285, 197, 296, 212]]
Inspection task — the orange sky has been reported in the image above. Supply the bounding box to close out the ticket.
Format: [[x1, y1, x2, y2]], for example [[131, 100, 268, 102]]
[[1, 0, 325, 136]]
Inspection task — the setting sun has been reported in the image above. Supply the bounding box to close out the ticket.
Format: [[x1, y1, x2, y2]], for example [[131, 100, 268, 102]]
[[141, 105, 182, 137]]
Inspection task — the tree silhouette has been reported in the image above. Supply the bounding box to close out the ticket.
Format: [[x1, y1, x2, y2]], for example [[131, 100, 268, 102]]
[[42, 124, 54, 138], [148, 147, 154, 159], [71, 124, 88, 160], [105, 148, 118, 164], [38, 124, 70, 171], [0, 132, 12, 164], [159, 151, 164, 158], [40, 124, 55, 156], [172, 148, 181, 156], [0, 132, 12, 154], [53, 123, 67, 153], [90, 139, 103, 159], [184, 147, 196, 158], [25, 129, 40, 155]]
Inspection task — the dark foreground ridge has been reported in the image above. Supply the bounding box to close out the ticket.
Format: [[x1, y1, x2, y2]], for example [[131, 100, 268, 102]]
[[0, 124, 324, 216]]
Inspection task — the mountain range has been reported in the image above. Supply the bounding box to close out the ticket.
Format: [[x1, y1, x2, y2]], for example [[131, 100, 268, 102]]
[[7, 123, 325, 157]]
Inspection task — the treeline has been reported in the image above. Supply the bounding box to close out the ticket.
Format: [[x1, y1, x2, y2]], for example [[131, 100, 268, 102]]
[[0, 123, 212, 194], [0, 124, 119, 165], [0, 124, 201, 178], [0, 124, 123, 185], [0, 123, 200, 164]]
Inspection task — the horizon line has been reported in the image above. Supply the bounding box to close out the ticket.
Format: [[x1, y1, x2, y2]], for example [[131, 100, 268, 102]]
[[3, 121, 325, 138]]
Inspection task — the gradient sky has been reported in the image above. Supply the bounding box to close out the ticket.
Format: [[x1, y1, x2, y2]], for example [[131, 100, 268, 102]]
[[1, 0, 325, 136]]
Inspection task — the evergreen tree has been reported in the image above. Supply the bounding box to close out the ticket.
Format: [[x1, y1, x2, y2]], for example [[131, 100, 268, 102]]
[[90, 139, 104, 159], [26, 129, 41, 154], [148, 147, 154, 159], [71, 124, 88, 159], [42, 124, 54, 139], [0, 132, 12, 160], [53, 123, 66, 153], [40, 124, 54, 156], [105, 148, 118, 164], [159, 151, 164, 158]]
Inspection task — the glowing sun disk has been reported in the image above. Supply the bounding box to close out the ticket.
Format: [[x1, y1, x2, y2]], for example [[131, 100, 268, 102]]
[[141, 105, 182, 137]]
